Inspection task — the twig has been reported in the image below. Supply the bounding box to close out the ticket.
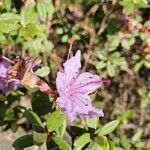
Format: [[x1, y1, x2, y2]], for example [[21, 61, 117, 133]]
[[46, 15, 53, 34], [67, 38, 74, 60], [97, 2, 117, 35]]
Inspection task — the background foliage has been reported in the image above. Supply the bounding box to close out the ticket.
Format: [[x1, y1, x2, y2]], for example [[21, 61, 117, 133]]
[[0, 0, 150, 149]]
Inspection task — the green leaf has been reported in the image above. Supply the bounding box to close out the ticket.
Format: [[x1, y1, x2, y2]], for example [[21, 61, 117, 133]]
[[108, 35, 120, 51], [134, 61, 143, 72], [11, 122, 18, 133], [121, 0, 150, 13], [43, 40, 54, 51], [46, 139, 59, 150], [32, 92, 52, 115], [32, 123, 45, 133], [91, 143, 102, 150], [0, 102, 7, 120], [13, 135, 34, 148], [74, 133, 91, 150], [53, 137, 71, 150], [24, 85, 38, 93], [96, 120, 119, 135], [108, 140, 115, 150], [113, 57, 126, 66], [56, 28, 64, 35], [136, 0, 150, 8], [61, 34, 69, 43], [135, 141, 146, 148], [95, 135, 109, 150], [24, 110, 43, 128], [121, 39, 131, 50], [46, 110, 66, 132], [35, 66, 50, 77], [37, 2, 47, 22], [96, 51, 107, 60], [115, 147, 124, 150], [18, 24, 45, 40], [107, 64, 115, 77], [0, 21, 20, 34], [23, 38, 42, 52], [4, 0, 12, 11], [96, 61, 107, 70], [86, 117, 99, 129], [55, 118, 67, 138], [131, 129, 143, 144], [121, 0, 135, 13], [20, 4, 38, 26], [44, 0, 55, 15], [144, 61, 150, 68], [0, 13, 20, 22], [5, 109, 15, 121], [33, 132, 47, 146], [120, 135, 131, 150], [0, 33, 7, 44]]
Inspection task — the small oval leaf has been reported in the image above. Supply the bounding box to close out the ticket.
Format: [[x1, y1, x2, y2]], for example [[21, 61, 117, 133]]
[[13, 135, 34, 148], [24, 110, 43, 128], [53, 137, 71, 150], [74, 133, 91, 150], [46, 110, 66, 132], [33, 132, 47, 146], [96, 120, 120, 135]]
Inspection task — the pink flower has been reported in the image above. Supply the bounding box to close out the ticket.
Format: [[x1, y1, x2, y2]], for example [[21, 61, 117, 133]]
[[56, 50, 108, 124], [0, 55, 53, 94], [7, 57, 53, 94]]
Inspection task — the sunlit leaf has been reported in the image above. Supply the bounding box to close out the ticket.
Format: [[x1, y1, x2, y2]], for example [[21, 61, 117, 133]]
[[96, 120, 120, 135], [74, 133, 91, 150], [46, 110, 66, 132]]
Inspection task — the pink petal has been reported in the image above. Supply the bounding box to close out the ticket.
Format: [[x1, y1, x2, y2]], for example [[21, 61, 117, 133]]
[[56, 72, 67, 96], [56, 97, 76, 124], [56, 50, 81, 95], [0, 58, 12, 77], [56, 94, 104, 124], [73, 94, 104, 117], [63, 50, 81, 87], [70, 72, 102, 95]]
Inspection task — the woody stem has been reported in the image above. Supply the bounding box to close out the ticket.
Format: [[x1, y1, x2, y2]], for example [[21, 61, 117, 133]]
[[67, 39, 74, 60]]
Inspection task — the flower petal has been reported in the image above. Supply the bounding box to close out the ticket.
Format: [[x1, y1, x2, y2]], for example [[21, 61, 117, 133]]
[[0, 80, 8, 93], [56, 72, 66, 96], [56, 96, 76, 124], [70, 72, 102, 95], [73, 94, 104, 118], [0, 58, 12, 77], [63, 50, 81, 87], [56, 50, 81, 95]]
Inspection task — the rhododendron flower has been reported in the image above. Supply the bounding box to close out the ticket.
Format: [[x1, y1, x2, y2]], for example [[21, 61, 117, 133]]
[[8, 57, 53, 94], [56, 50, 109, 124], [0, 55, 52, 94]]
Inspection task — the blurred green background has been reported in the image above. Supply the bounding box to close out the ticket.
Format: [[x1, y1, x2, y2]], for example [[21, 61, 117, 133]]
[[0, 0, 150, 149]]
